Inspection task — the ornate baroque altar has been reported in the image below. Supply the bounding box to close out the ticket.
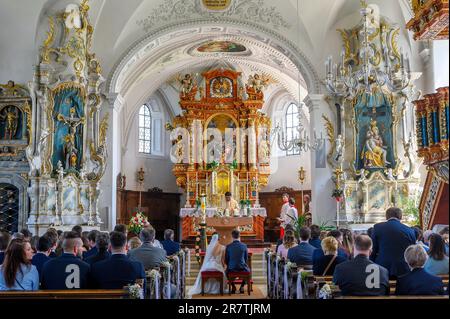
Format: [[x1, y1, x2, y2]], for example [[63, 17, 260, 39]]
[[168, 69, 271, 241]]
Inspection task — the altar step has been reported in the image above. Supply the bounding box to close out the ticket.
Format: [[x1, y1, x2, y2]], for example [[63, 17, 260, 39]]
[[185, 249, 267, 286]]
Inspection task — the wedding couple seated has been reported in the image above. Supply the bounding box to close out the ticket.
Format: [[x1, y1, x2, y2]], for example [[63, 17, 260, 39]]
[[188, 230, 251, 297]]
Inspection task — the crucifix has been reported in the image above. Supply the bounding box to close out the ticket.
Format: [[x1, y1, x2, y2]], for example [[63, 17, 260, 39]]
[[57, 107, 85, 169]]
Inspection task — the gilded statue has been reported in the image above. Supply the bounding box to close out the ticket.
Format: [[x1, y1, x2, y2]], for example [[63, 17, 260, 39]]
[[247, 74, 269, 94], [0, 106, 19, 139], [63, 134, 78, 169], [361, 119, 390, 168], [0, 81, 25, 96], [178, 74, 198, 100]]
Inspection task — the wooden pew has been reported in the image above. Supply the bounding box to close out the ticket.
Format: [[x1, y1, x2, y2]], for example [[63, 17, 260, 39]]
[[0, 289, 129, 299]]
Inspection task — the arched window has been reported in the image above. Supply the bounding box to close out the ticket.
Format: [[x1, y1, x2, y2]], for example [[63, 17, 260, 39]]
[[285, 103, 300, 156], [138, 104, 152, 154]]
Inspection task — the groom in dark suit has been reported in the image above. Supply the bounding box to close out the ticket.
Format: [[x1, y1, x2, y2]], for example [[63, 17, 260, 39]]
[[225, 229, 250, 294]]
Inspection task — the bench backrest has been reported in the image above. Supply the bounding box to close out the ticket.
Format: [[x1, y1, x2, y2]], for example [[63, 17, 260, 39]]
[[0, 289, 129, 299]]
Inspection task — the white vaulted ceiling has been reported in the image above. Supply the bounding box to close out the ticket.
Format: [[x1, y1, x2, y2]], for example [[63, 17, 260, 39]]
[[0, 0, 417, 114]]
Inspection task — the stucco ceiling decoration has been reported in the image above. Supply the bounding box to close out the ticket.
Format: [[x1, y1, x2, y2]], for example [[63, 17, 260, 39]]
[[136, 0, 291, 33]]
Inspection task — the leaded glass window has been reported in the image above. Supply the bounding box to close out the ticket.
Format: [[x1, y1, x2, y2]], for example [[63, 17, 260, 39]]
[[138, 104, 152, 154], [285, 103, 300, 156]]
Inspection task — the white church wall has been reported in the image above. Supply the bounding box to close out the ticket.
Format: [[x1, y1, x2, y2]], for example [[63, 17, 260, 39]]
[[261, 155, 311, 192]]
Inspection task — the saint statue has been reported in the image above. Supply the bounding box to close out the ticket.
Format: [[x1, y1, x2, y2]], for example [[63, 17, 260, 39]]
[[247, 74, 269, 94], [258, 140, 270, 164], [172, 135, 185, 164], [65, 4, 82, 29], [63, 134, 78, 169], [361, 119, 390, 168], [334, 134, 344, 163], [0, 106, 19, 139], [178, 74, 197, 98]]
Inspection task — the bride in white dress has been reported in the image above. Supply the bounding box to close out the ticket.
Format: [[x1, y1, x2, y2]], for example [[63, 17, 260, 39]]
[[188, 234, 228, 297]]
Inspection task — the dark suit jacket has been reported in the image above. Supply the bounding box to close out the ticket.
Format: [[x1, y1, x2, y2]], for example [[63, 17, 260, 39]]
[[161, 240, 181, 256], [333, 254, 390, 296], [128, 243, 167, 270], [31, 253, 51, 276], [49, 251, 57, 258], [313, 254, 347, 276], [309, 238, 322, 249], [84, 250, 110, 266], [287, 242, 316, 265], [82, 246, 98, 260], [91, 254, 146, 289], [395, 268, 445, 295], [0, 252, 4, 265], [41, 253, 90, 289], [370, 219, 416, 278], [225, 240, 250, 273]]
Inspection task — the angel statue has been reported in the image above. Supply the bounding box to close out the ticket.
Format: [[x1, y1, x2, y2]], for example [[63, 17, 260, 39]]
[[57, 161, 64, 182], [357, 168, 367, 183], [178, 74, 197, 100], [334, 134, 344, 163], [0, 106, 19, 140], [247, 74, 269, 93]]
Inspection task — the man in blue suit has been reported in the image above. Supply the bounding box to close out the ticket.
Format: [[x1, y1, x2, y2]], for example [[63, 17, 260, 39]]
[[334, 235, 390, 296], [370, 207, 416, 278], [288, 227, 316, 266], [0, 231, 11, 265], [91, 231, 146, 289], [161, 229, 181, 256], [82, 230, 100, 260], [396, 244, 444, 295], [309, 225, 322, 249], [41, 231, 90, 289], [32, 235, 52, 277], [312, 229, 349, 262], [225, 230, 250, 294], [84, 232, 110, 266]]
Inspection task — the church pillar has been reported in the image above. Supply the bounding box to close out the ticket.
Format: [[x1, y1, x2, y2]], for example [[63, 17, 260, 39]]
[[305, 94, 337, 227], [98, 93, 123, 231]]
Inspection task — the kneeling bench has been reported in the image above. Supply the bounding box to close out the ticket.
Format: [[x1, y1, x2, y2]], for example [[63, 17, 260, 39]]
[[201, 271, 224, 296], [227, 271, 252, 296]]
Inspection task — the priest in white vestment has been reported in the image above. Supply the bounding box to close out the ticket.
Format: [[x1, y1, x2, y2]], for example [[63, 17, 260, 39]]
[[278, 194, 296, 238], [224, 191, 239, 215]]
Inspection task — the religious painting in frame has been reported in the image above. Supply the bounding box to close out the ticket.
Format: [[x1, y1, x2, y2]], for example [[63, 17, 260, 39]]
[[197, 41, 247, 53], [201, 0, 232, 11]]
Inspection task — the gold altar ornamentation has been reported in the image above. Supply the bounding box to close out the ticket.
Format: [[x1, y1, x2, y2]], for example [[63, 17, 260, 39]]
[[0, 106, 19, 140], [407, 0, 449, 40], [202, 0, 232, 11], [99, 113, 109, 146]]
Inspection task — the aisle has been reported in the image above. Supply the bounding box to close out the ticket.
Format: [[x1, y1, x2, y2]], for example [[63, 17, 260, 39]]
[[186, 249, 268, 299]]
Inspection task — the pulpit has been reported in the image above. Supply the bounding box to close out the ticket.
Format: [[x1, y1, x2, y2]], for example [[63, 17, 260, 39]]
[[206, 217, 254, 245]]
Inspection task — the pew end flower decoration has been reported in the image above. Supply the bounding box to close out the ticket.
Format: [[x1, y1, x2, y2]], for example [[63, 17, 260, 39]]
[[127, 283, 144, 299], [128, 211, 148, 235]]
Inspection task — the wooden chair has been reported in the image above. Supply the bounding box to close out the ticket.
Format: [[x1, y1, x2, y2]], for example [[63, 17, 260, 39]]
[[227, 271, 252, 296], [201, 271, 224, 296]]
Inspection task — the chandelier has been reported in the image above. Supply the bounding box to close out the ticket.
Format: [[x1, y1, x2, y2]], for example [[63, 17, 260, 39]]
[[275, 119, 325, 154], [325, 4, 412, 98], [274, 0, 325, 155]]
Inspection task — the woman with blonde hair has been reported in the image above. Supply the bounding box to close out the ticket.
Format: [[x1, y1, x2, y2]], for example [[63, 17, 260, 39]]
[[128, 237, 142, 250], [313, 236, 346, 276], [277, 230, 297, 259]]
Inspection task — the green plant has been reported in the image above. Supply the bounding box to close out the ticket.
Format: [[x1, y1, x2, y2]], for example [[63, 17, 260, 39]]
[[292, 215, 309, 239], [331, 188, 344, 200], [400, 196, 420, 226], [206, 161, 219, 170], [228, 159, 238, 170], [318, 219, 336, 231]]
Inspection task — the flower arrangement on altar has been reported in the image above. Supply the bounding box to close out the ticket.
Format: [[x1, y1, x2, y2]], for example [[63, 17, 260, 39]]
[[128, 211, 148, 235]]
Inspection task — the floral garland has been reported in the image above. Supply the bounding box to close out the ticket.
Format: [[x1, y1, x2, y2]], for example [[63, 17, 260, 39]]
[[194, 231, 201, 264], [128, 211, 148, 235], [127, 283, 143, 299]]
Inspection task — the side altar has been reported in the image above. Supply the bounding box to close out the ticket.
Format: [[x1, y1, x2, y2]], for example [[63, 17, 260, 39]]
[[168, 69, 272, 243]]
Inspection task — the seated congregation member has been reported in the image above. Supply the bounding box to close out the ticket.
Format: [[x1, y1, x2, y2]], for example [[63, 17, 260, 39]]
[[396, 244, 445, 295], [313, 230, 348, 262], [72, 225, 83, 238], [31, 235, 52, 276], [0, 231, 11, 264], [82, 230, 100, 260], [225, 230, 250, 294], [128, 237, 142, 250], [0, 239, 39, 291], [277, 230, 297, 259], [114, 224, 128, 235], [439, 226, 449, 256], [143, 223, 164, 249], [91, 231, 145, 289], [128, 228, 167, 269], [340, 229, 354, 259], [333, 235, 389, 296], [161, 229, 181, 256], [370, 207, 416, 278], [287, 227, 316, 266], [41, 231, 90, 289], [309, 225, 322, 249], [424, 233, 449, 276], [412, 226, 429, 252], [85, 232, 110, 266], [313, 237, 346, 276], [30, 235, 40, 255], [45, 228, 59, 258], [275, 224, 294, 253], [20, 228, 32, 242]]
